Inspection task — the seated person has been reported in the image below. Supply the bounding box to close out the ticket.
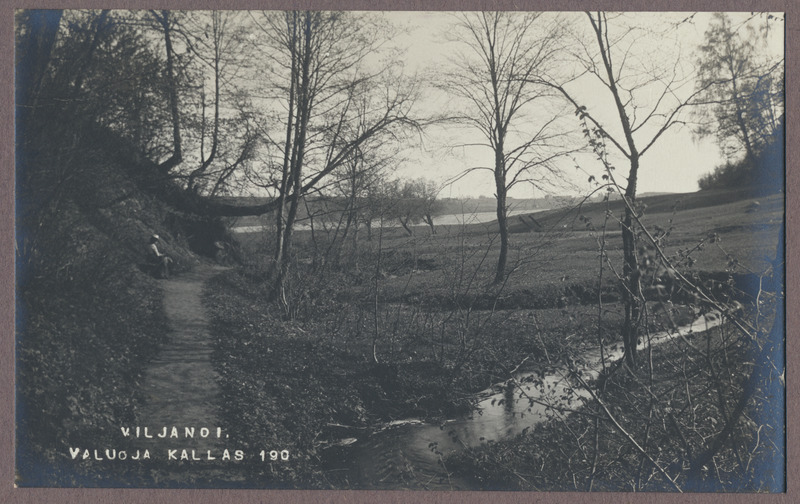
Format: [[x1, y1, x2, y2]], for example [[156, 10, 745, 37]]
[[147, 234, 173, 279]]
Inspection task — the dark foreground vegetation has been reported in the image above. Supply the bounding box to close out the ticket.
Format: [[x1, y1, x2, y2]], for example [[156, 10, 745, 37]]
[[203, 187, 783, 490], [15, 130, 199, 485]]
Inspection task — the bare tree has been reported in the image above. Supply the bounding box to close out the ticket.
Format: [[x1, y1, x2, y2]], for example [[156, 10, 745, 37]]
[[249, 11, 421, 310], [537, 12, 713, 367], [382, 178, 435, 236], [417, 178, 444, 235], [149, 10, 183, 174], [323, 130, 398, 260], [332, 146, 379, 249], [443, 12, 574, 285], [174, 11, 260, 197]]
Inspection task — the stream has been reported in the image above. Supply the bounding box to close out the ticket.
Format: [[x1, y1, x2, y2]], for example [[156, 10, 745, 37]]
[[322, 311, 724, 490]]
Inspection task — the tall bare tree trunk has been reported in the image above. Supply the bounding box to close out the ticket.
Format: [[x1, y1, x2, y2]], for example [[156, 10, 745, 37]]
[[494, 159, 509, 285], [621, 156, 641, 367], [272, 12, 298, 312], [590, 12, 643, 367], [274, 11, 314, 315], [152, 10, 182, 174]]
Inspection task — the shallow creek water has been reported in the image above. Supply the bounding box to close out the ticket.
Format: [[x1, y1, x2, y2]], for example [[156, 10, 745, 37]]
[[323, 311, 724, 490]]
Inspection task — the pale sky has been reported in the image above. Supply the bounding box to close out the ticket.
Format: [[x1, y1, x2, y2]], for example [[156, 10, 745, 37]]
[[177, 10, 783, 200], [378, 11, 784, 198]]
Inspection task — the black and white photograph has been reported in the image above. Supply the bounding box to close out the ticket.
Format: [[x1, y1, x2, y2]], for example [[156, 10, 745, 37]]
[[13, 4, 786, 496]]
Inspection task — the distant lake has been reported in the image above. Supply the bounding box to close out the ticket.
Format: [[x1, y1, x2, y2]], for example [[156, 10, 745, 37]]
[[424, 208, 543, 226], [232, 208, 545, 234]]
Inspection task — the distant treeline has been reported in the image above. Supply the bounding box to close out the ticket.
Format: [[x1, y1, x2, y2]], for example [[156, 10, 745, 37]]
[[223, 195, 555, 227], [698, 120, 784, 194]]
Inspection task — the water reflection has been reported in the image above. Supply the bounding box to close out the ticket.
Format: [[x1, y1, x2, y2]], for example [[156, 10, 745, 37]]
[[324, 312, 723, 490]]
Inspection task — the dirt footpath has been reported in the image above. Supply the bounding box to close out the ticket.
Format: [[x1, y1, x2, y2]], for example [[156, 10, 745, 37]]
[[133, 263, 243, 485]]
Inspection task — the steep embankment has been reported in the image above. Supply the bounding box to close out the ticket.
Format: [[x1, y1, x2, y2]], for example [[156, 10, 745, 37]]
[[15, 126, 224, 486]]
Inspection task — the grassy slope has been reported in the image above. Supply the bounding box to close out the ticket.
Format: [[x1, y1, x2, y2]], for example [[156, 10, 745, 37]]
[[286, 189, 782, 306]]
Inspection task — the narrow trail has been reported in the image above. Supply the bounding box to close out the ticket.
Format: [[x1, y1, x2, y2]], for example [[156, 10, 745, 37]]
[[132, 262, 241, 485]]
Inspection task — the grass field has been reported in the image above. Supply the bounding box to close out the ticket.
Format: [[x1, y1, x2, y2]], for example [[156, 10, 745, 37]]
[[233, 188, 781, 306]]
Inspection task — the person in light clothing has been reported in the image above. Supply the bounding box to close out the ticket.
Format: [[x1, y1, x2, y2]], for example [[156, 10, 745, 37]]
[[148, 234, 173, 279]]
